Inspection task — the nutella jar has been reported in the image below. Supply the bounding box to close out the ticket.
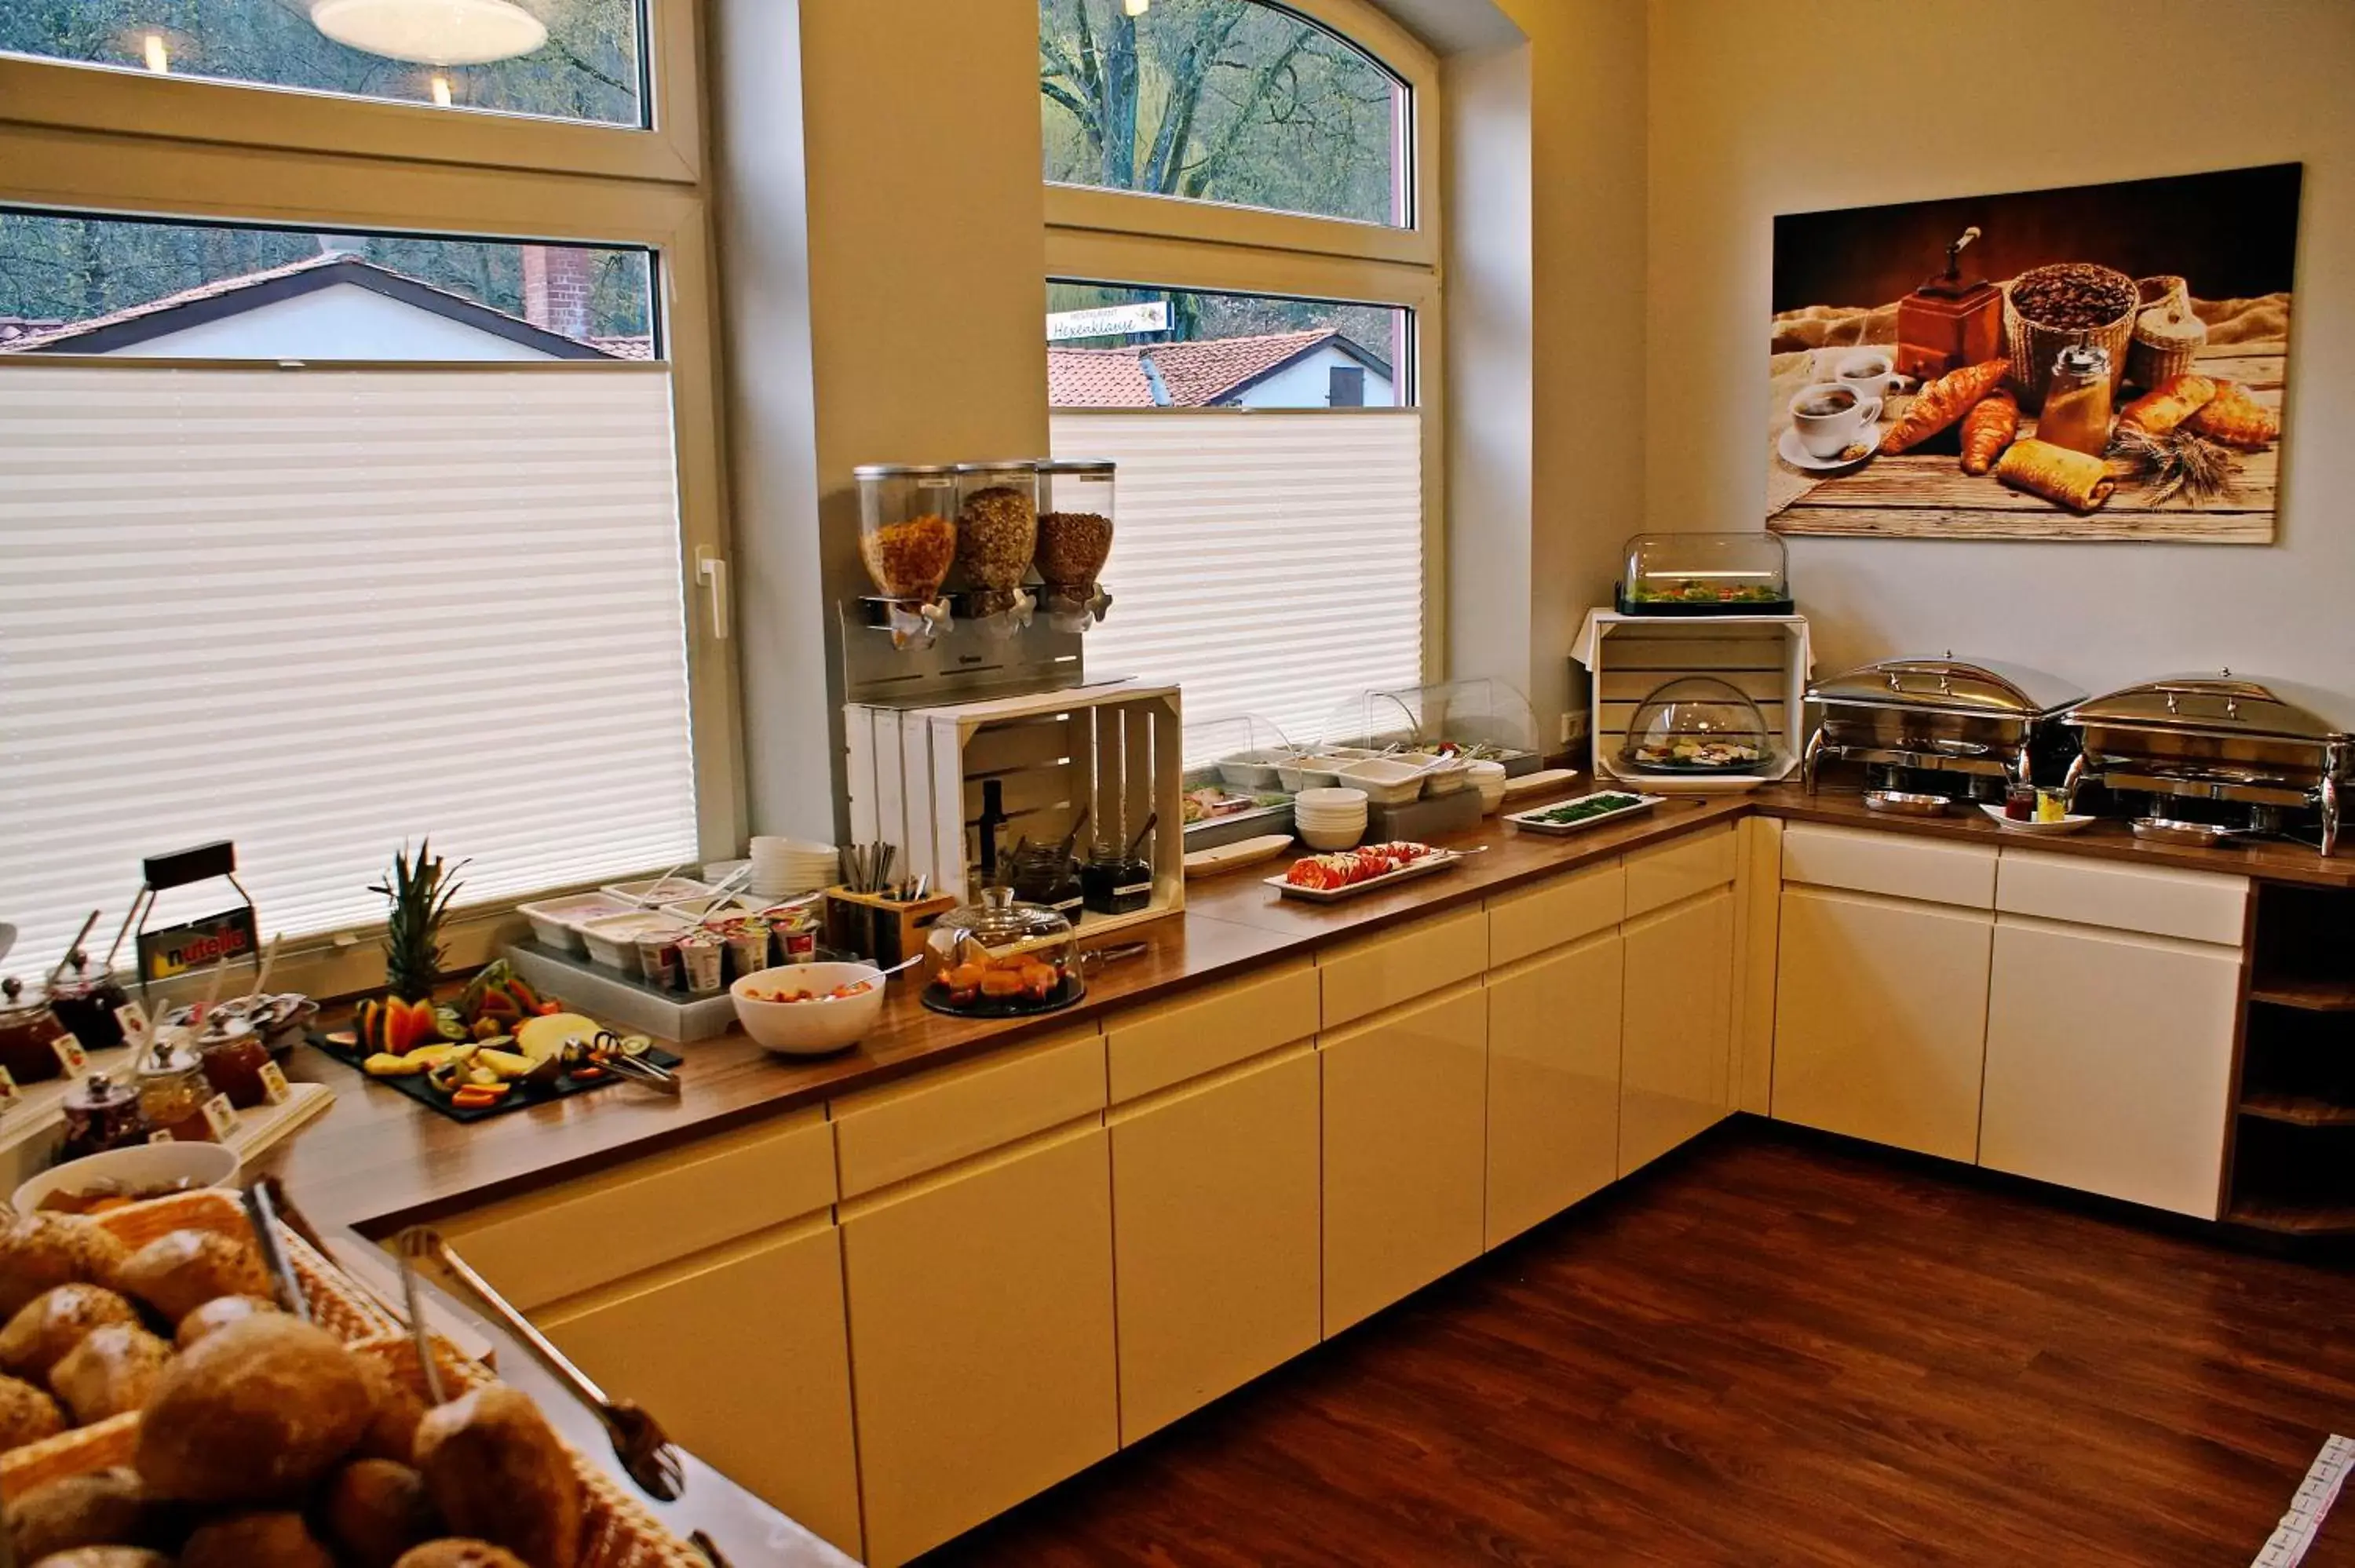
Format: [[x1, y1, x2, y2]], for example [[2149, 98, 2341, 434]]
[[0, 976, 71, 1085], [60, 1073, 148, 1160]]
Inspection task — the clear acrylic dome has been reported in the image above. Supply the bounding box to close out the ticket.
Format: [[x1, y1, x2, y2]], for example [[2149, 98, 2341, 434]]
[[1619, 676, 1772, 774]]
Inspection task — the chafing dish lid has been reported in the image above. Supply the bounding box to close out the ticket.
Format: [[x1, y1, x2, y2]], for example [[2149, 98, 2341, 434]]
[[1807, 655, 2086, 717], [2065, 672, 2347, 742]]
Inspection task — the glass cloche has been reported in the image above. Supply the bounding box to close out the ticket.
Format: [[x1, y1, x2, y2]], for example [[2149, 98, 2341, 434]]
[[922, 888, 1083, 1017], [1617, 531, 1791, 614], [1619, 676, 1773, 775]]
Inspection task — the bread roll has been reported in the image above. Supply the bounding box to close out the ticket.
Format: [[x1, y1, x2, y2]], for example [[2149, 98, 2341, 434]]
[[24, 1549, 171, 1568], [174, 1293, 279, 1350], [0, 1216, 128, 1318], [179, 1511, 337, 1568], [49, 1323, 172, 1424], [5, 1468, 152, 1563], [392, 1544, 532, 1568], [414, 1386, 583, 1568], [352, 1352, 429, 1464], [0, 1286, 139, 1382], [1994, 438, 2116, 512], [135, 1315, 373, 1504], [322, 1459, 439, 1568], [0, 1371, 65, 1448], [118, 1230, 270, 1325]]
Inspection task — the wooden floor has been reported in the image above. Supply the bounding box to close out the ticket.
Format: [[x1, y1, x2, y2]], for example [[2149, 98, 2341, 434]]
[[926, 1123, 2355, 1567]]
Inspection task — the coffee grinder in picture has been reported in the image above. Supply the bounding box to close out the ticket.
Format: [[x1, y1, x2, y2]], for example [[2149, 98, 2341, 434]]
[[1896, 226, 2003, 381]]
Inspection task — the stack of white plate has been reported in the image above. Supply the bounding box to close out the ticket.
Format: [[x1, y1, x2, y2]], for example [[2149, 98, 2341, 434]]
[[750, 836, 840, 899], [1293, 787, 1370, 851]]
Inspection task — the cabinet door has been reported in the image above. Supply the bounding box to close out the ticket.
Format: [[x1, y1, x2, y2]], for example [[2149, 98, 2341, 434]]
[[1110, 1048, 1320, 1443], [1485, 929, 1623, 1246], [542, 1223, 862, 1560], [1981, 917, 2241, 1218], [842, 1126, 1117, 1566], [1773, 886, 1993, 1162], [1619, 887, 1733, 1176], [1320, 982, 1487, 1336]]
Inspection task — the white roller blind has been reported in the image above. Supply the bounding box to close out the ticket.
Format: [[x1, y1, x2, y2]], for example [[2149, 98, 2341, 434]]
[[0, 363, 699, 965], [1050, 410, 1423, 766]]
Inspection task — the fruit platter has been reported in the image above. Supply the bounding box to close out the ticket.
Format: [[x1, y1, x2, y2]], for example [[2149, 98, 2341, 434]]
[[314, 960, 681, 1124], [1505, 790, 1666, 835], [1268, 841, 1465, 903]]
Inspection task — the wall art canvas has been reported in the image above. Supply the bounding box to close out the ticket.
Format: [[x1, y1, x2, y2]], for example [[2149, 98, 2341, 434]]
[[1768, 163, 2298, 542]]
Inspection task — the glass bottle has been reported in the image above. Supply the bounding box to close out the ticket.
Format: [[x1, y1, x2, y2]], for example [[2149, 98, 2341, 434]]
[[2037, 345, 2114, 457]]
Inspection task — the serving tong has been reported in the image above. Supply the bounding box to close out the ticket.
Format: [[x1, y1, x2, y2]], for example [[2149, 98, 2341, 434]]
[[397, 1225, 687, 1503]]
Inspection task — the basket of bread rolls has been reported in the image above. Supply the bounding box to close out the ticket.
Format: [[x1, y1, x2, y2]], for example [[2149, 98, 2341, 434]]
[[0, 1189, 703, 1567]]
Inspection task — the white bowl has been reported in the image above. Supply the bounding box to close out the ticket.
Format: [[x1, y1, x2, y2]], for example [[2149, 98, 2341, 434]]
[[14, 1142, 242, 1218], [732, 961, 888, 1056], [1418, 758, 1472, 797], [1468, 760, 1509, 815], [1294, 811, 1369, 830], [1299, 824, 1367, 851], [1295, 787, 1370, 810]]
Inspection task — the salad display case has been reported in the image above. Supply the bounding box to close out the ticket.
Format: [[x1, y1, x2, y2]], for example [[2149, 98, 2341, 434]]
[[1616, 531, 1793, 616], [1617, 676, 1775, 775], [1319, 680, 1544, 776]]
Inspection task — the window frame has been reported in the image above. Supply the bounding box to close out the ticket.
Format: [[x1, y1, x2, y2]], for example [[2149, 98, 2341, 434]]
[[0, 0, 698, 184], [1042, 0, 1445, 682], [0, 13, 740, 1003]]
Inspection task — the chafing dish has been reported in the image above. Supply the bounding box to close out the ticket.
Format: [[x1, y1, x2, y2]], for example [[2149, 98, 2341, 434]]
[[1803, 654, 2086, 799], [2062, 672, 2351, 854]]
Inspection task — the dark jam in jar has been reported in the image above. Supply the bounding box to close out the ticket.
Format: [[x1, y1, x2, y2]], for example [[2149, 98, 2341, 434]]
[[0, 976, 70, 1085], [198, 1023, 273, 1110], [45, 954, 129, 1052], [60, 1073, 147, 1159]]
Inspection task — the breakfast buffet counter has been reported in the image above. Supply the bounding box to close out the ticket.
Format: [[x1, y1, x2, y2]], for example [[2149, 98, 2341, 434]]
[[254, 782, 2355, 1240]]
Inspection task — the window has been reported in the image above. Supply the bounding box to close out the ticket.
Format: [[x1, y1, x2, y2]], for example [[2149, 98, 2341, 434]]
[[1039, 0, 1439, 763], [0, 2, 730, 994], [1039, 0, 1407, 226], [0, 0, 648, 126]]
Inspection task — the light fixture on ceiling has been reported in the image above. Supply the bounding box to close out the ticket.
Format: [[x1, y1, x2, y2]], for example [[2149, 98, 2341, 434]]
[[1124, 0, 1150, 15], [141, 31, 170, 72], [310, 0, 547, 67], [429, 73, 454, 106]]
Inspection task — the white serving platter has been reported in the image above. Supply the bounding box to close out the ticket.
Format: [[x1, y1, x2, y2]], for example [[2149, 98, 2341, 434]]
[[1976, 804, 2099, 835], [1505, 790, 1667, 836], [1185, 833, 1296, 878], [1265, 848, 1465, 903]]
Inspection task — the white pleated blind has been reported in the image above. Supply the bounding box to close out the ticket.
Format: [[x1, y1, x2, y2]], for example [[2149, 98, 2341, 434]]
[[0, 363, 699, 965], [1050, 410, 1423, 766]]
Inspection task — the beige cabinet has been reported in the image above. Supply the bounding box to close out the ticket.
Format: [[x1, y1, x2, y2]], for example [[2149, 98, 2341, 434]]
[[1772, 885, 1993, 1162], [542, 1223, 862, 1559], [841, 1125, 1118, 1566], [1108, 1046, 1321, 1442], [1980, 914, 2242, 1219], [1320, 980, 1488, 1335], [1619, 887, 1734, 1176], [1484, 928, 1623, 1246]]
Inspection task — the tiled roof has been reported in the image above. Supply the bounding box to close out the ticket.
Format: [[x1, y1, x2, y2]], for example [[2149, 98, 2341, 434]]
[[1048, 329, 1373, 408], [588, 334, 658, 361], [1, 253, 352, 352]]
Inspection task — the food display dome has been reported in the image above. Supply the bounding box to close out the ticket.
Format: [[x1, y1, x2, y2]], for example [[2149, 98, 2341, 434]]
[[1616, 531, 1792, 615], [1619, 676, 1773, 774], [922, 888, 1083, 1017]]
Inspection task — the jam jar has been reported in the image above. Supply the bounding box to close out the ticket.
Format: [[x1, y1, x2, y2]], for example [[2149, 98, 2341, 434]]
[[196, 1019, 273, 1110], [137, 1035, 218, 1141], [60, 1073, 148, 1160], [0, 976, 71, 1085], [45, 952, 129, 1051]]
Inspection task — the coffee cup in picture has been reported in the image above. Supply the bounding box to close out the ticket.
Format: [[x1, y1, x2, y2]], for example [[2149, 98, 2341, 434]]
[[1789, 382, 1882, 459], [1835, 349, 1910, 401]]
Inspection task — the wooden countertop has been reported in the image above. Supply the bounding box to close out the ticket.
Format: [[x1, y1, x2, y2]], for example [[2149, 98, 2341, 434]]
[[254, 782, 2355, 1238]]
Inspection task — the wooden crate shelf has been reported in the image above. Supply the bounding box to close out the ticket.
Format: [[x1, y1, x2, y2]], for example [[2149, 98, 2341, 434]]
[[2238, 1092, 2355, 1128], [2248, 975, 2355, 1012], [2225, 1199, 2355, 1237]]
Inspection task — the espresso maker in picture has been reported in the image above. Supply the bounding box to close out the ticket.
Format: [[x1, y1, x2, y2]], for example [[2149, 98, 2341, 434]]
[[1896, 227, 2003, 381]]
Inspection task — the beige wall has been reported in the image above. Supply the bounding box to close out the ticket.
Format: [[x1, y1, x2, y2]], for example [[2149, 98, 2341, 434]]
[[1646, 0, 2355, 718]]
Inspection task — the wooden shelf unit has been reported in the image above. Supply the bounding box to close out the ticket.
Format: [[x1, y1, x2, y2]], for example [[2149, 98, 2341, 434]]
[[2227, 881, 2355, 1239]]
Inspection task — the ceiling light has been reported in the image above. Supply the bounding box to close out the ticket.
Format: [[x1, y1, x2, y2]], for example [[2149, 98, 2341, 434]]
[[429, 73, 454, 105], [1124, 0, 1150, 15], [141, 32, 170, 72], [311, 0, 547, 67]]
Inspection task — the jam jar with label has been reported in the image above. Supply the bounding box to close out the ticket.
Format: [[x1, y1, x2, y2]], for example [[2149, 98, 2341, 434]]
[[137, 1034, 217, 1142], [45, 952, 129, 1051], [0, 976, 71, 1085], [196, 1019, 273, 1110], [60, 1073, 148, 1159]]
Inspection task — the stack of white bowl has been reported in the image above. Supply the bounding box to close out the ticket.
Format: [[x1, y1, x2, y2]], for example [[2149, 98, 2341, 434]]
[[1293, 787, 1370, 851], [750, 836, 841, 899], [1467, 760, 1509, 815]]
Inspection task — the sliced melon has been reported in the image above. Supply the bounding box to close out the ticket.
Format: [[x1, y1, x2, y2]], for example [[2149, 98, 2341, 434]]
[[474, 1048, 539, 1081], [515, 1012, 598, 1061]]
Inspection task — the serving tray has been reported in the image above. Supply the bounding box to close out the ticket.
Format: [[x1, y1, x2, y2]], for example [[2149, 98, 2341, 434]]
[[1505, 790, 1667, 836], [1265, 849, 1465, 903], [308, 1030, 682, 1124]]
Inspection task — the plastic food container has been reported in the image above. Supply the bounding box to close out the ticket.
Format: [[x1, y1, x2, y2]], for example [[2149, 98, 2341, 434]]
[[600, 875, 712, 909], [955, 461, 1040, 615], [1331, 757, 1429, 807], [1035, 459, 1116, 593], [1418, 757, 1472, 797], [1217, 749, 1291, 790], [853, 462, 961, 601], [579, 911, 693, 975], [517, 892, 637, 953], [1616, 531, 1792, 615]]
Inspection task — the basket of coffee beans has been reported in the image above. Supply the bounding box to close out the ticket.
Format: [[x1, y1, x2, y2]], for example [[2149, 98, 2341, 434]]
[[2002, 262, 2137, 411]]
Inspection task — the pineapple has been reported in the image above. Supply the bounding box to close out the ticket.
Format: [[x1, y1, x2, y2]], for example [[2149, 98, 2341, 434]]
[[371, 841, 466, 1002]]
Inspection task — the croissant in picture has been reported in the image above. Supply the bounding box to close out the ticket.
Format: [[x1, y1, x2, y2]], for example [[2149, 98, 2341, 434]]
[[1994, 439, 2115, 512], [2188, 380, 2281, 449], [2116, 373, 2218, 436], [1959, 389, 2019, 475], [1880, 359, 2009, 454]]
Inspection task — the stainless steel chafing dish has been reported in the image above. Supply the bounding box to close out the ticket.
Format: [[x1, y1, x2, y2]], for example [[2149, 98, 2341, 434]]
[[2061, 672, 2352, 854], [1803, 654, 2087, 796]]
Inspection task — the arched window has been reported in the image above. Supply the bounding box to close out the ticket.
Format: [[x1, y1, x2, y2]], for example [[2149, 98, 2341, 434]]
[[1039, 0, 1441, 764]]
